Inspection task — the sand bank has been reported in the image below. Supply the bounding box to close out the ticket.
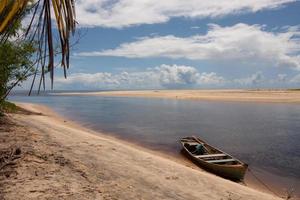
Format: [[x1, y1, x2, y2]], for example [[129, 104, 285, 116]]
[[55, 89, 300, 103], [1, 103, 281, 199]]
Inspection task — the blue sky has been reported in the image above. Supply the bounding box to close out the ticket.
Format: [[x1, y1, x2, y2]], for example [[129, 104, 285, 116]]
[[29, 0, 300, 90]]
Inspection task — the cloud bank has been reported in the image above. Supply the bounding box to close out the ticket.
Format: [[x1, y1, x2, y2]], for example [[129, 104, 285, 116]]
[[57, 64, 300, 89], [46, 65, 300, 90], [56, 64, 225, 89], [77, 23, 300, 70], [75, 0, 296, 28], [234, 71, 265, 85]]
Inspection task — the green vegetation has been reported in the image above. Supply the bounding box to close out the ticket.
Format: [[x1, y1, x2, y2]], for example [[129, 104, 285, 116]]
[[0, 101, 19, 115], [0, 4, 36, 115], [0, 40, 35, 101], [288, 88, 300, 91], [0, 38, 35, 115]]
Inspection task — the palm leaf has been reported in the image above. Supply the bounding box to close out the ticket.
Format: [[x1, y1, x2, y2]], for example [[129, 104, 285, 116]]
[[0, 0, 77, 91], [0, 0, 29, 33]]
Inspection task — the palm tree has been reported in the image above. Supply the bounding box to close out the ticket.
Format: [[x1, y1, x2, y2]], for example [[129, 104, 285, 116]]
[[0, 0, 76, 90]]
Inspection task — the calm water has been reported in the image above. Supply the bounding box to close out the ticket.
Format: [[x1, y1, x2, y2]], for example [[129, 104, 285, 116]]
[[9, 93, 300, 193]]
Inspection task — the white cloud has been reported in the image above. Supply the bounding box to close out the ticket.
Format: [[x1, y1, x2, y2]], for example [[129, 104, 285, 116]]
[[198, 72, 225, 85], [77, 23, 300, 70], [157, 64, 199, 87], [57, 71, 156, 89], [19, 66, 299, 90], [234, 71, 265, 85], [56, 64, 225, 89], [277, 73, 288, 82], [75, 0, 296, 28]]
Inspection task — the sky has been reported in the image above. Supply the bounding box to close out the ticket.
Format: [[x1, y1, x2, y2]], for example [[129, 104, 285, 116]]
[[27, 0, 300, 90]]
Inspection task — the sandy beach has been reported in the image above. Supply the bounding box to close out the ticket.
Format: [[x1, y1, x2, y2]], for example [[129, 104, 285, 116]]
[[55, 89, 300, 103], [0, 102, 282, 199]]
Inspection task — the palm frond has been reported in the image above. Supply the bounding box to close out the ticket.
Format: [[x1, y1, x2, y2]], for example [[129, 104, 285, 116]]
[[0, 0, 30, 34], [0, 0, 77, 91]]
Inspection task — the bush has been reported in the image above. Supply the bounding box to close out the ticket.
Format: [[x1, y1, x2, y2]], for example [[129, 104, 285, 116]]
[[0, 101, 18, 115]]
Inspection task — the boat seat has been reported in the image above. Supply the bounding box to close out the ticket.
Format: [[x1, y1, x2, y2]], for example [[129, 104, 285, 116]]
[[185, 142, 199, 145], [195, 153, 226, 158], [207, 158, 236, 164]]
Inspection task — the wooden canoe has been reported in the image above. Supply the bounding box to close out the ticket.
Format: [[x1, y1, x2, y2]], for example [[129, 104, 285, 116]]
[[180, 136, 248, 181]]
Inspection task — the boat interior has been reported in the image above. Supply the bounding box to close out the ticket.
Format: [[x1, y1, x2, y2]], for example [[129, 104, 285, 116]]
[[182, 139, 239, 165]]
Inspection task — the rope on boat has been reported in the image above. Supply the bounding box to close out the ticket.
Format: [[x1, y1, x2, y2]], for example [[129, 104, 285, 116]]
[[247, 168, 282, 198]]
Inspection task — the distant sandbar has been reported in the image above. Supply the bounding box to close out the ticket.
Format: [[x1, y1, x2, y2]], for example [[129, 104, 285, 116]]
[[55, 89, 300, 103]]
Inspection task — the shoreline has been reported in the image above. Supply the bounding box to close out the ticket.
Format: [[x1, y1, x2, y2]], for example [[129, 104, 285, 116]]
[[16, 102, 189, 167], [25, 103, 299, 198], [53, 89, 300, 103], [2, 102, 283, 199]]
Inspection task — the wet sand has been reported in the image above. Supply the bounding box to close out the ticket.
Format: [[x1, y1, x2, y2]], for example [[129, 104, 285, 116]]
[[0, 103, 282, 199], [55, 89, 300, 103]]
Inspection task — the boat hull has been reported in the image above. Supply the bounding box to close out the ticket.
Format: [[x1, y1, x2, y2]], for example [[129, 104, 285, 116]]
[[180, 137, 248, 181], [182, 148, 247, 181]]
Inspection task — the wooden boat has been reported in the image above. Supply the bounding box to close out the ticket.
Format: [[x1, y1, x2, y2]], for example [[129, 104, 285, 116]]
[[180, 136, 248, 181]]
